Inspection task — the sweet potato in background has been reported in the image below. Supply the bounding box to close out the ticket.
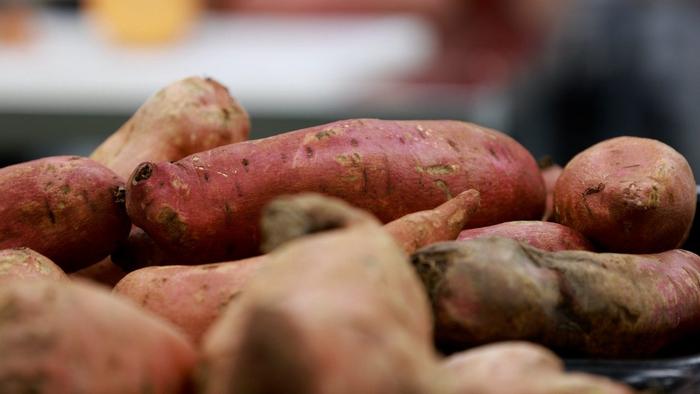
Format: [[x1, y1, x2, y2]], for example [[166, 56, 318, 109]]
[[0, 247, 66, 283], [412, 237, 700, 358], [127, 118, 545, 262], [199, 193, 439, 394], [90, 76, 250, 180], [457, 221, 593, 252], [554, 136, 696, 253], [80, 76, 250, 285], [0, 279, 197, 394], [441, 342, 633, 394], [0, 156, 130, 272]]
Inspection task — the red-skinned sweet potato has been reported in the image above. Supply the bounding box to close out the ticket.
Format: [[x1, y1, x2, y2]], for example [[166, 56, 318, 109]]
[[457, 221, 593, 252], [412, 236, 700, 357], [0, 279, 196, 394], [553, 136, 696, 253], [90, 76, 250, 180], [441, 342, 633, 394], [127, 119, 544, 262], [113, 190, 479, 343], [199, 193, 439, 394], [0, 247, 66, 283], [0, 156, 131, 272]]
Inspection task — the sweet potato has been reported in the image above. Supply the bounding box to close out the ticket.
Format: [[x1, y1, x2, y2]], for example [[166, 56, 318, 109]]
[[384, 189, 480, 254], [441, 342, 633, 394], [0, 279, 196, 394], [0, 156, 131, 272], [0, 247, 66, 283], [113, 190, 478, 343], [457, 221, 593, 252], [540, 161, 562, 221], [412, 236, 700, 357], [90, 76, 250, 180], [553, 136, 696, 253], [127, 118, 545, 262], [113, 256, 262, 344], [199, 193, 439, 394]]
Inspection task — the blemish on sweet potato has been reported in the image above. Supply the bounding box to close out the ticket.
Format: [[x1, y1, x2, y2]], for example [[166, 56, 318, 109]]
[[133, 163, 154, 184], [583, 183, 605, 196], [434, 180, 452, 199], [44, 199, 56, 225], [305, 146, 314, 158], [416, 164, 458, 176], [350, 138, 359, 147], [156, 207, 187, 243]]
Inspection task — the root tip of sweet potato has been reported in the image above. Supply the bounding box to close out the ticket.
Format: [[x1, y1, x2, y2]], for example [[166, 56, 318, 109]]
[[132, 162, 154, 184]]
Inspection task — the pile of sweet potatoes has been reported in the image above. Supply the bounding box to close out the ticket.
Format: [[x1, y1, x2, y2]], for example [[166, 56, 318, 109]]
[[3, 74, 699, 393]]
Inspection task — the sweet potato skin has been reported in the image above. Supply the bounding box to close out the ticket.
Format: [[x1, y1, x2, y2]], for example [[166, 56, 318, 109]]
[[457, 221, 594, 252], [90, 76, 250, 180], [0, 279, 197, 394], [0, 156, 131, 272], [113, 256, 262, 344], [127, 119, 545, 262], [441, 342, 633, 394], [385, 189, 480, 254], [553, 136, 696, 253], [0, 247, 66, 283], [199, 193, 439, 394], [412, 237, 700, 357]]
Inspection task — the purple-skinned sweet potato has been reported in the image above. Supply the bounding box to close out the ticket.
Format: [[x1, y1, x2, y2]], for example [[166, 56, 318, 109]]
[[0, 279, 197, 394], [0, 156, 131, 272], [412, 236, 700, 358], [127, 119, 545, 262], [553, 136, 696, 253], [199, 193, 440, 394], [0, 247, 66, 284], [457, 221, 593, 252]]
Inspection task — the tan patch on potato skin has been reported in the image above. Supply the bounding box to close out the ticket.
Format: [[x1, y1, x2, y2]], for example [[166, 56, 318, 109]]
[[553, 137, 696, 253]]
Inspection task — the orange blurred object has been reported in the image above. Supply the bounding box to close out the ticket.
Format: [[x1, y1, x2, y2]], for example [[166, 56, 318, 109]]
[[83, 0, 201, 44], [0, 4, 32, 44]]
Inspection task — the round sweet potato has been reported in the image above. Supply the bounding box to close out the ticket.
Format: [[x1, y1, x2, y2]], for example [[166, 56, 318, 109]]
[[553, 136, 696, 253], [457, 221, 594, 252]]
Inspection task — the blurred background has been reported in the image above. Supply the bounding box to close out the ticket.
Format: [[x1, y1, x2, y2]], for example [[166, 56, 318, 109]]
[[1, 0, 699, 173]]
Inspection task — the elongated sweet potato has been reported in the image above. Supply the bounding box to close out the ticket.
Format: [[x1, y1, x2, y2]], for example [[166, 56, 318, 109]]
[[441, 342, 633, 394], [457, 221, 593, 252], [0, 279, 196, 394], [91, 76, 250, 180], [412, 236, 700, 357], [554, 136, 696, 253], [199, 193, 439, 394], [0, 156, 131, 272], [127, 119, 545, 262], [0, 247, 66, 283], [114, 191, 479, 343], [113, 256, 262, 344]]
